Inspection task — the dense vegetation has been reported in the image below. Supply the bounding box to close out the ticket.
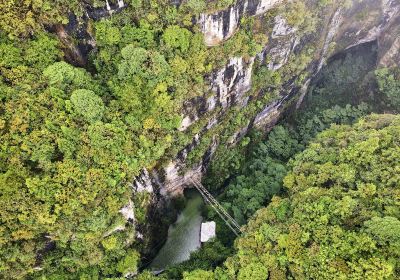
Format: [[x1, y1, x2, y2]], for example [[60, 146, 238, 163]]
[[0, 0, 278, 278], [203, 43, 378, 230], [184, 114, 400, 279], [1, 0, 399, 279], [140, 37, 399, 278]]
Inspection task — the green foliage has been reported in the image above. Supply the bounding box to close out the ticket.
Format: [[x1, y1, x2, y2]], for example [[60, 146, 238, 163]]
[[204, 145, 246, 188], [375, 67, 400, 110], [116, 250, 140, 275], [43, 61, 97, 92], [283, 0, 318, 34], [95, 20, 122, 46], [186, 42, 381, 276], [0, 2, 213, 277], [161, 241, 232, 279], [69, 89, 105, 123], [0, 32, 62, 86], [0, 35, 141, 277], [263, 125, 300, 160], [0, 0, 80, 38], [183, 269, 215, 280], [25, 32, 62, 70], [364, 216, 400, 253], [303, 44, 379, 110], [213, 114, 400, 279], [1, 1, 396, 279], [163, 25, 192, 52], [185, 0, 207, 14], [136, 270, 164, 280], [222, 155, 286, 225]]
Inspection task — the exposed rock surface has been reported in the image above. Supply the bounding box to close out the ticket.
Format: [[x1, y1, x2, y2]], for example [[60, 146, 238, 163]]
[[272, 15, 297, 38], [85, 0, 127, 20], [340, 0, 400, 49], [119, 199, 135, 223], [377, 1, 400, 67], [211, 57, 255, 109], [54, 0, 127, 66], [135, 0, 400, 199], [57, 0, 400, 258], [199, 0, 283, 46], [133, 169, 154, 193]]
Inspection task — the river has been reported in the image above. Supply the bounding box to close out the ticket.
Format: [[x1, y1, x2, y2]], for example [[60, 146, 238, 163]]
[[149, 189, 204, 271]]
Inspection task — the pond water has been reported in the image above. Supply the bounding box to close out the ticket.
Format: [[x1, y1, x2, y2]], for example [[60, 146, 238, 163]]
[[149, 189, 204, 271]]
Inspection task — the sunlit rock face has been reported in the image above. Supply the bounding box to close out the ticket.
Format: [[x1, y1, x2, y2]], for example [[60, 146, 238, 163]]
[[133, 169, 154, 193], [317, 7, 343, 72], [125, 0, 400, 258], [272, 15, 297, 38], [58, 0, 399, 199], [178, 56, 255, 133], [86, 0, 127, 20], [267, 36, 299, 70], [199, 0, 283, 46], [135, 0, 400, 199], [211, 57, 255, 108], [156, 135, 218, 196], [256, 15, 299, 70], [119, 199, 135, 223], [378, 27, 400, 67]]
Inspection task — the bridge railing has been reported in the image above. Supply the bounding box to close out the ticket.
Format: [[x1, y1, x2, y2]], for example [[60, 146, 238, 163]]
[[190, 179, 242, 236]]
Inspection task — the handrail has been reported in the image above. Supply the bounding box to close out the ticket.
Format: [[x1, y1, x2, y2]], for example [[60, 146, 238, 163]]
[[189, 179, 242, 236]]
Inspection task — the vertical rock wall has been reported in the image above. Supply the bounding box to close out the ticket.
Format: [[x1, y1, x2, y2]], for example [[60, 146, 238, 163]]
[[135, 0, 400, 200], [199, 0, 283, 46], [59, 0, 400, 244]]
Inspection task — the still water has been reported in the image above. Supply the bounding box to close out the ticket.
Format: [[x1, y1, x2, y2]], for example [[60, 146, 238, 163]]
[[149, 189, 204, 271]]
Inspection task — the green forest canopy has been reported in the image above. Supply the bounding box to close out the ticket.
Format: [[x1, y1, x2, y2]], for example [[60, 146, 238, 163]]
[[1, 0, 400, 279], [185, 114, 400, 280]]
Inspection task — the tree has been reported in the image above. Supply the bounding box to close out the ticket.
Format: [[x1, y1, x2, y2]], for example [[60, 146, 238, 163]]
[[43, 61, 100, 94], [116, 250, 140, 276], [375, 67, 400, 110], [222, 156, 286, 225], [162, 240, 231, 279], [205, 114, 400, 280], [185, 0, 206, 14], [162, 25, 192, 52], [364, 216, 400, 256], [264, 125, 300, 160], [95, 20, 122, 46], [183, 270, 215, 280], [69, 89, 105, 123], [24, 32, 62, 70], [0, 0, 80, 38]]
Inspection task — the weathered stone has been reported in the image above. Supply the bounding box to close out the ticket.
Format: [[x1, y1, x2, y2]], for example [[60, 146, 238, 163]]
[[211, 57, 255, 108], [133, 169, 154, 193], [198, 0, 283, 46], [119, 199, 135, 223], [272, 15, 296, 38]]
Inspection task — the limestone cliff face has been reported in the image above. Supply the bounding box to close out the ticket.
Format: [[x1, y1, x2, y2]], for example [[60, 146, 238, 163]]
[[136, 0, 400, 200], [198, 0, 283, 46], [57, 0, 400, 242], [376, 1, 400, 67], [54, 0, 127, 67]]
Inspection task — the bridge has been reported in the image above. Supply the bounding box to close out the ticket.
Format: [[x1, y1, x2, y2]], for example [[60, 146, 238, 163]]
[[142, 177, 242, 273], [190, 179, 242, 236]]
